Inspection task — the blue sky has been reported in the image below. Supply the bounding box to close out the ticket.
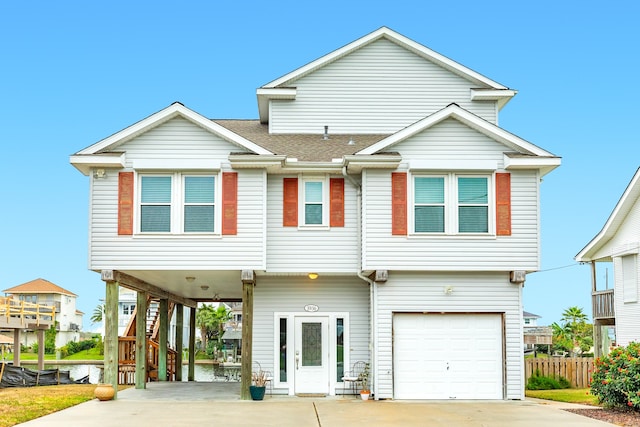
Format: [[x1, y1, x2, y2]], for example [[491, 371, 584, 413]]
[[1, 1, 638, 328]]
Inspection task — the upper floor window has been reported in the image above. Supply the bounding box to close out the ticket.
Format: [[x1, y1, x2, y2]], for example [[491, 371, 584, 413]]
[[283, 176, 344, 228], [412, 174, 490, 234], [303, 180, 325, 225], [139, 174, 216, 234]]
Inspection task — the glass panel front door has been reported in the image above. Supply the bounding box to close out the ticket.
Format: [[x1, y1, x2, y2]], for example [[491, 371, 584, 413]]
[[294, 316, 329, 394]]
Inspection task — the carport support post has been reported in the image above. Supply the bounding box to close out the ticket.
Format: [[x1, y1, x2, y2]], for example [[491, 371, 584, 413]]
[[103, 275, 119, 399], [188, 307, 196, 381], [158, 298, 169, 381], [175, 303, 183, 381], [135, 290, 148, 389], [240, 270, 255, 400]]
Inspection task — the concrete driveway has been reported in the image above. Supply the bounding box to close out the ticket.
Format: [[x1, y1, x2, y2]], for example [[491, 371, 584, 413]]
[[17, 382, 615, 427]]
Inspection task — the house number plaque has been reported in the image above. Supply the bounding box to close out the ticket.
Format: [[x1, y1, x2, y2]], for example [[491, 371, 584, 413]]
[[304, 304, 319, 312]]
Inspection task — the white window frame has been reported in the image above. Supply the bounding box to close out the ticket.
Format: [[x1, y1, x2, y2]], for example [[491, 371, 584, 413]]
[[273, 312, 350, 396], [299, 175, 330, 228], [137, 172, 221, 235], [409, 172, 494, 235]]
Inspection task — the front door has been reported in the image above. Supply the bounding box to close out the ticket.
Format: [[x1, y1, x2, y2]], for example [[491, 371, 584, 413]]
[[294, 316, 329, 394]]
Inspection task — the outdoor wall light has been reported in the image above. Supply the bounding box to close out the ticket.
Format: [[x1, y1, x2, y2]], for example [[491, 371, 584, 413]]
[[93, 168, 107, 179], [185, 276, 196, 283], [200, 285, 209, 290], [308, 273, 319, 280]]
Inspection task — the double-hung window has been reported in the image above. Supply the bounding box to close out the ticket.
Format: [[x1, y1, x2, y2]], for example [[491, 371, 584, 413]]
[[303, 180, 324, 225], [139, 173, 217, 234], [140, 176, 172, 232], [183, 176, 215, 232], [413, 174, 490, 234]]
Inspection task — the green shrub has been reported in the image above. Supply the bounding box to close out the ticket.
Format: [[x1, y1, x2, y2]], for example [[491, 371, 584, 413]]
[[526, 370, 570, 390], [590, 342, 640, 410]]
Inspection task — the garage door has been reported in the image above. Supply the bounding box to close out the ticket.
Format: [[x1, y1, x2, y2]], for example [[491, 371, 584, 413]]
[[393, 313, 503, 399]]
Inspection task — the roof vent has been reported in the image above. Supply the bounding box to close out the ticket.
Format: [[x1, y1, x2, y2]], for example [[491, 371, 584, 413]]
[[323, 126, 329, 140]]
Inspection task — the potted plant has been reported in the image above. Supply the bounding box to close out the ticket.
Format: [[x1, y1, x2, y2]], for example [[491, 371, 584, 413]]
[[250, 369, 268, 400], [359, 362, 371, 400]]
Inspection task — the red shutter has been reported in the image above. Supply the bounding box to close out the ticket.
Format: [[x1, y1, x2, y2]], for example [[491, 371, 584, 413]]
[[222, 172, 238, 235], [330, 178, 345, 227], [118, 172, 134, 235], [283, 178, 298, 227], [391, 172, 407, 236], [496, 172, 511, 236]]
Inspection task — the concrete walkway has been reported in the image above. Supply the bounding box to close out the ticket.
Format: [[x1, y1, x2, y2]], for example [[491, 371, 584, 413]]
[[17, 382, 615, 427]]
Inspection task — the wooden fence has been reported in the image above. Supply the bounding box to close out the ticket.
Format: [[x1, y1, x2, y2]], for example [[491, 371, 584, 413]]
[[525, 357, 594, 388]]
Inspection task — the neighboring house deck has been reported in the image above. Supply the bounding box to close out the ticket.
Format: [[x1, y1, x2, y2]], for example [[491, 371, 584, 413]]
[[70, 27, 560, 400], [576, 167, 640, 357], [2, 278, 82, 349]]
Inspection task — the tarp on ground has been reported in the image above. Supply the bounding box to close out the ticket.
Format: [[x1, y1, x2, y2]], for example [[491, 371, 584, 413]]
[[0, 363, 89, 387]]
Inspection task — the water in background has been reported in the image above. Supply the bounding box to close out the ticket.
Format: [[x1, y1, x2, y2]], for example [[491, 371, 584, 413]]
[[41, 363, 221, 384]]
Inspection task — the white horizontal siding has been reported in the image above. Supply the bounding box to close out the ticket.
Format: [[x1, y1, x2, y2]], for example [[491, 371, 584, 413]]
[[89, 171, 265, 270], [594, 196, 640, 260], [398, 118, 507, 165], [270, 38, 497, 134], [252, 276, 370, 393], [613, 256, 640, 346], [266, 175, 360, 272], [122, 117, 249, 164], [374, 271, 523, 399], [363, 164, 540, 271]]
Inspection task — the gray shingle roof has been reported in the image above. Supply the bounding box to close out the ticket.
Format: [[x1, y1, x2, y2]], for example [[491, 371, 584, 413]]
[[213, 120, 390, 162]]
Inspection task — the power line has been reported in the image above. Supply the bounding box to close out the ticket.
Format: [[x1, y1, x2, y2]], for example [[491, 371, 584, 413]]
[[532, 263, 582, 274]]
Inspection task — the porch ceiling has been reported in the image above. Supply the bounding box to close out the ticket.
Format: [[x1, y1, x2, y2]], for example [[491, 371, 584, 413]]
[[115, 270, 245, 301]]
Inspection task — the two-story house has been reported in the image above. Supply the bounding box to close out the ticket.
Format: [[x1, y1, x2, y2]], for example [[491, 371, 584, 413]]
[[70, 27, 560, 400], [3, 278, 83, 348], [576, 167, 640, 357]]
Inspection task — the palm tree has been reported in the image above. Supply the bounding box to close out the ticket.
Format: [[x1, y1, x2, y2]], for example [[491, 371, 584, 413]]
[[91, 303, 105, 324], [558, 306, 590, 356], [196, 304, 231, 356], [561, 306, 588, 325]]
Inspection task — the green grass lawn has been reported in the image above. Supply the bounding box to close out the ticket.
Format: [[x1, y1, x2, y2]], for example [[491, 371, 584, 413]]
[[525, 388, 599, 405], [4, 347, 104, 362]]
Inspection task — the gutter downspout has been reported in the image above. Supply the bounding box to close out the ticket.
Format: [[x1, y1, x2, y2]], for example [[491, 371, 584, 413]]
[[343, 166, 377, 400]]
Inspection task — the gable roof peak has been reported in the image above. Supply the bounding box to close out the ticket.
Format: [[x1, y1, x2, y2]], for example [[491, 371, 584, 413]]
[[260, 27, 509, 90]]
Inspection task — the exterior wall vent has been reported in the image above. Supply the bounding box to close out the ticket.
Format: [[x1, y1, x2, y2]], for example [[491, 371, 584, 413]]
[[323, 125, 329, 140]]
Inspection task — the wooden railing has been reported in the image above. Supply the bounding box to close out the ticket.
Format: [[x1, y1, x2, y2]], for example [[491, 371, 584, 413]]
[[525, 357, 594, 388], [118, 337, 176, 385], [592, 289, 615, 320], [0, 298, 55, 327]]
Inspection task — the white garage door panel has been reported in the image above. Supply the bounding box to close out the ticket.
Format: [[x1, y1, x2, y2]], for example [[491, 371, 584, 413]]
[[394, 313, 503, 400]]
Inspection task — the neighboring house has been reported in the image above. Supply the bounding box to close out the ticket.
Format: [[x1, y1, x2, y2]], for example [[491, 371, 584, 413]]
[[522, 311, 552, 353], [70, 27, 560, 399], [3, 278, 83, 348], [523, 311, 540, 328], [576, 167, 640, 357]]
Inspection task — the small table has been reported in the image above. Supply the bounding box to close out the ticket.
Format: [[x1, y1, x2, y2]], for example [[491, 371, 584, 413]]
[[220, 363, 241, 381]]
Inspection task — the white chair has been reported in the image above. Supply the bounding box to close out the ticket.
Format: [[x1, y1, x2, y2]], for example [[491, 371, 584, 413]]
[[341, 361, 366, 397]]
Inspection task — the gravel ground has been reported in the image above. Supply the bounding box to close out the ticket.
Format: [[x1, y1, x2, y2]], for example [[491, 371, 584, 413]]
[[565, 408, 640, 426]]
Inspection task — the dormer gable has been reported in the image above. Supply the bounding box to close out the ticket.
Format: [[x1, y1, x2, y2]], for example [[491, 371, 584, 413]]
[[358, 104, 561, 177], [70, 102, 273, 175]]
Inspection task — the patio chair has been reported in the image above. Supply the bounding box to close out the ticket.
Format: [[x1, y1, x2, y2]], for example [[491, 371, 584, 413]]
[[341, 361, 366, 396]]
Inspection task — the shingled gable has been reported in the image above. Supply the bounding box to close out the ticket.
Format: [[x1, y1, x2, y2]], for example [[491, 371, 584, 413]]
[[357, 103, 561, 177], [256, 26, 516, 123], [70, 102, 273, 175]]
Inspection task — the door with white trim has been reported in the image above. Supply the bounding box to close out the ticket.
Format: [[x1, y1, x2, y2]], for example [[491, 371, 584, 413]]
[[294, 316, 329, 394]]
